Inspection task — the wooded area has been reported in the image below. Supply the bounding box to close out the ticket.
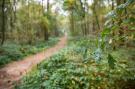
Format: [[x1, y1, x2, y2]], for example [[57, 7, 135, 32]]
[[0, 0, 135, 89]]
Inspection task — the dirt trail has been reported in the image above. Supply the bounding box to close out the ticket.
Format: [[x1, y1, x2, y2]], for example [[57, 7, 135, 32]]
[[0, 36, 67, 89]]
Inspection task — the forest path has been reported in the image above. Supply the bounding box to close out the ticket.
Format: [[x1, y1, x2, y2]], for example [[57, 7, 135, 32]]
[[0, 36, 67, 89]]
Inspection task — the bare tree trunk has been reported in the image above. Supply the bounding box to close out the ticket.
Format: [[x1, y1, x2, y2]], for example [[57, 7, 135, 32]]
[[9, 0, 16, 33], [93, 2, 100, 31], [42, 0, 44, 15], [27, 0, 32, 44], [70, 11, 75, 36], [9, 0, 13, 32], [84, 0, 89, 35], [79, 0, 87, 35], [44, 0, 49, 41], [112, 0, 114, 10], [1, 0, 6, 45], [13, 0, 16, 23]]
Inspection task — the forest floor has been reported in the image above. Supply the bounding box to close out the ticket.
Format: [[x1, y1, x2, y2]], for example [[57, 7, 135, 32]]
[[0, 36, 67, 89]]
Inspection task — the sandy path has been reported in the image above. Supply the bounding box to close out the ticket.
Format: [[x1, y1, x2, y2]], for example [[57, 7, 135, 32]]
[[0, 36, 67, 89]]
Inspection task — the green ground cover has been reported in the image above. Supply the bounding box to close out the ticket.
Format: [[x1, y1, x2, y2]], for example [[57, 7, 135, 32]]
[[16, 36, 135, 89], [0, 37, 59, 67]]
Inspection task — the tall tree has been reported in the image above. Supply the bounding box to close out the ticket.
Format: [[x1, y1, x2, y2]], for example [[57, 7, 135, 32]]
[[63, 0, 76, 36], [1, 0, 6, 45], [92, 0, 100, 30], [44, 0, 49, 41]]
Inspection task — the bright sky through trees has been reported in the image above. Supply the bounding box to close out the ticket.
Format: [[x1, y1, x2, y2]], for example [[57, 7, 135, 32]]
[[36, 0, 93, 16]]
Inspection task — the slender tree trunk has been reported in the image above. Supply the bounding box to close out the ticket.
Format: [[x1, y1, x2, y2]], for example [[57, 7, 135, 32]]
[[112, 0, 114, 10], [111, 0, 116, 50], [81, 21, 85, 35], [1, 0, 6, 45], [9, 0, 13, 32], [70, 11, 75, 36], [42, 0, 44, 15], [84, 0, 88, 35], [44, 0, 49, 41], [79, 0, 87, 35], [13, 0, 16, 23], [9, 0, 16, 33], [27, 0, 32, 44], [92, 21, 96, 32], [116, 0, 121, 6], [95, 12, 100, 30], [93, 2, 100, 30], [111, 0, 114, 24]]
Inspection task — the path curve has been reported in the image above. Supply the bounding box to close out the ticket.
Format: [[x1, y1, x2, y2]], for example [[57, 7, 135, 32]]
[[0, 36, 67, 89]]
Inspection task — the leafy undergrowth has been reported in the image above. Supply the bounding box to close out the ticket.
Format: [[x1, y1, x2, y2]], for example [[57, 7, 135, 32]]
[[0, 37, 59, 67], [16, 37, 135, 89]]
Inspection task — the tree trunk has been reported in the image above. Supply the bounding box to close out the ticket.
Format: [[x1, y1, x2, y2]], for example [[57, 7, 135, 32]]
[[93, 2, 100, 31], [70, 11, 75, 36], [44, 29, 49, 41], [44, 0, 49, 41], [9, 0, 13, 32], [13, 0, 16, 23], [42, 0, 44, 15], [79, 0, 87, 35], [1, 0, 6, 45], [112, 0, 114, 10]]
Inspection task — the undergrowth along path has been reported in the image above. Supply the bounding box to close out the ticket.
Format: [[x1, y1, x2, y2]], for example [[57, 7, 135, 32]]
[[0, 36, 67, 89]]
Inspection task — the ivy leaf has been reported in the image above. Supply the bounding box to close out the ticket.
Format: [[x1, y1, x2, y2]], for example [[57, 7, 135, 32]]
[[107, 54, 116, 69]]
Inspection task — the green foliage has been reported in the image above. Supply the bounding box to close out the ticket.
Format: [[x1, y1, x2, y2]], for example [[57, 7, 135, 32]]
[[103, 0, 135, 36], [1, 0, 134, 88], [0, 56, 10, 65], [16, 37, 135, 89], [0, 43, 23, 65], [39, 16, 50, 31], [0, 38, 59, 66], [63, 0, 76, 10], [107, 54, 116, 69], [100, 0, 135, 53]]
